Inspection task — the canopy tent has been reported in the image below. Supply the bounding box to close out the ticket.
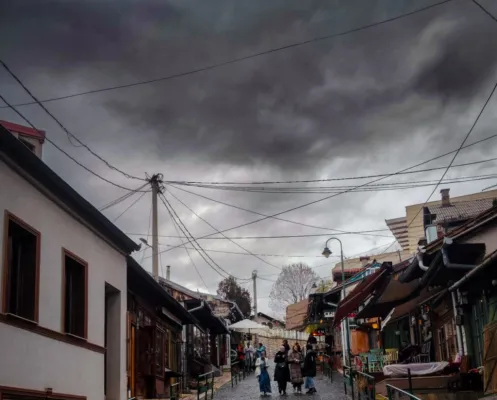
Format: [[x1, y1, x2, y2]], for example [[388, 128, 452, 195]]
[[228, 319, 270, 335]]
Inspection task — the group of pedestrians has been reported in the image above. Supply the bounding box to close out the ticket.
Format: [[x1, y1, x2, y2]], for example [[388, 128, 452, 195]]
[[255, 339, 317, 396], [236, 341, 267, 373]]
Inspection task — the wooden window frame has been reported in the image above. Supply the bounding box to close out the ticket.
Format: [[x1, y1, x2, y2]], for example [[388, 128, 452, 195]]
[[2, 211, 41, 323], [61, 249, 88, 340]]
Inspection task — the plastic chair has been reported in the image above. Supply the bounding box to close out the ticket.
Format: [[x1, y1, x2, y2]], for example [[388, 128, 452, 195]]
[[368, 352, 382, 372]]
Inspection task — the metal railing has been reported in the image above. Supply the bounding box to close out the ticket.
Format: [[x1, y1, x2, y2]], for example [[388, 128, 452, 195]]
[[353, 371, 376, 400], [386, 384, 422, 400], [196, 371, 214, 400], [321, 359, 333, 382], [230, 361, 246, 387], [343, 366, 376, 400], [343, 365, 355, 400], [170, 381, 181, 400]]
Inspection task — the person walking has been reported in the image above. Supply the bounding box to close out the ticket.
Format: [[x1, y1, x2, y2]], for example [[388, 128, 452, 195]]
[[237, 343, 245, 373], [257, 342, 266, 358], [256, 351, 272, 396], [274, 345, 290, 395], [288, 344, 304, 393], [303, 344, 317, 394], [282, 339, 290, 354]]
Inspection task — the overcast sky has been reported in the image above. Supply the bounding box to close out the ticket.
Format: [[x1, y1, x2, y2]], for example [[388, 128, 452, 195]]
[[1, 0, 497, 317]]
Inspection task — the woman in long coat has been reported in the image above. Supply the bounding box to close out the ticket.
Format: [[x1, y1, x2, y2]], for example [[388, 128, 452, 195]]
[[255, 352, 271, 396], [288, 344, 304, 393], [274, 346, 290, 395]]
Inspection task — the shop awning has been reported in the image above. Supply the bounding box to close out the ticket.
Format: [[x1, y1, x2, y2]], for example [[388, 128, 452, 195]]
[[381, 287, 444, 329], [356, 275, 420, 319], [332, 263, 392, 326]]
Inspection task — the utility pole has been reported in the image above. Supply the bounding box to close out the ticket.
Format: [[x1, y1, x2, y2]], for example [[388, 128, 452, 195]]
[[252, 270, 258, 345], [252, 270, 258, 319], [150, 174, 162, 281]]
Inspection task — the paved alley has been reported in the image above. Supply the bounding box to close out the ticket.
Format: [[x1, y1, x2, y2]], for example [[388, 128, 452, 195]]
[[214, 371, 349, 400]]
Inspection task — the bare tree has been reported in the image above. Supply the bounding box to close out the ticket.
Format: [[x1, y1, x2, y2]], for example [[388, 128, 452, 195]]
[[269, 263, 319, 314]]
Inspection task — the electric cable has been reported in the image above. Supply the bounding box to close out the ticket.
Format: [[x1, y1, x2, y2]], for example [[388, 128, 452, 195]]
[[380, 79, 497, 255], [162, 195, 211, 291], [99, 182, 150, 211], [113, 191, 148, 222], [165, 189, 282, 271], [156, 133, 497, 256], [171, 173, 497, 193], [167, 183, 401, 236], [167, 157, 497, 185], [0, 59, 146, 181], [1, 0, 452, 109], [139, 205, 153, 264], [159, 192, 249, 280], [0, 92, 148, 192]]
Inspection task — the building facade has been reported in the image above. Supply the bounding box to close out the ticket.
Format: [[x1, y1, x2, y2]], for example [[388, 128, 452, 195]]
[[0, 127, 139, 400]]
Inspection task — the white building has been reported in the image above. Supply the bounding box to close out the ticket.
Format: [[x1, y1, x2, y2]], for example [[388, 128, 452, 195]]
[[0, 125, 139, 400]]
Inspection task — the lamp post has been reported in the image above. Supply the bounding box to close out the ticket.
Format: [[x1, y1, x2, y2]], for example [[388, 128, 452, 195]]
[[322, 237, 352, 372]]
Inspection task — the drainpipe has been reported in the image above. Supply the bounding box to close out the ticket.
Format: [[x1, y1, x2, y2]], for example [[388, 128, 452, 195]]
[[449, 250, 497, 292], [189, 301, 205, 313], [451, 291, 464, 355]]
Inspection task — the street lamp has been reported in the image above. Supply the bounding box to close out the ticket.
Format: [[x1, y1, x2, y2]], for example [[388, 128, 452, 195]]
[[321, 237, 352, 373]]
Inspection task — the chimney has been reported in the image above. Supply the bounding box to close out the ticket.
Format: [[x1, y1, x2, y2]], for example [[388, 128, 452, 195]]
[[359, 256, 370, 267], [166, 265, 170, 280], [440, 188, 450, 207]]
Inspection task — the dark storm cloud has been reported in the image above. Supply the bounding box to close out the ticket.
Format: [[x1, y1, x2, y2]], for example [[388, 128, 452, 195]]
[[4, 0, 496, 173], [1, 0, 497, 314]]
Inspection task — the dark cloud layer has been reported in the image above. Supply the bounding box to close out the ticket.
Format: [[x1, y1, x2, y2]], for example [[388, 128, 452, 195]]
[[1, 0, 497, 315]]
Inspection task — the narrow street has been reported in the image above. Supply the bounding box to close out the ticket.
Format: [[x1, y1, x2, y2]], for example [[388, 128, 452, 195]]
[[215, 371, 349, 400]]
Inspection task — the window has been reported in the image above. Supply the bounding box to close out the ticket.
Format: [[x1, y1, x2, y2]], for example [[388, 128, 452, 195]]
[[63, 251, 87, 338], [2, 213, 39, 321], [438, 319, 457, 361], [156, 325, 170, 376], [19, 138, 36, 153], [156, 328, 164, 375]]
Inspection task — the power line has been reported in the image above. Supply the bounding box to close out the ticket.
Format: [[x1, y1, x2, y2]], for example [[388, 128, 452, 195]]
[[113, 191, 148, 222], [0, 92, 146, 192], [165, 189, 282, 271], [473, 0, 497, 23], [162, 194, 210, 291], [1, 1, 451, 109], [131, 231, 397, 240], [167, 184, 397, 236], [167, 157, 497, 186], [159, 192, 229, 279], [0, 59, 146, 182], [155, 133, 497, 256], [159, 192, 249, 280], [157, 244, 337, 258], [139, 204, 153, 264], [172, 173, 497, 194], [381, 78, 497, 255], [100, 182, 150, 211]]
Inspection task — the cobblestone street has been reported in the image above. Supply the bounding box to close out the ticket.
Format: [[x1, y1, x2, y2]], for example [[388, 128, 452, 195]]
[[214, 371, 349, 400]]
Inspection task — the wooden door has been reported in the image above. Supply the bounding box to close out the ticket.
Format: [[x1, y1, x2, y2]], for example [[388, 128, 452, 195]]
[[484, 321, 497, 395], [130, 324, 136, 397]]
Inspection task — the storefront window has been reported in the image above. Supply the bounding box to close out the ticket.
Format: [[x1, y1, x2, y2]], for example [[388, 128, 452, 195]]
[[438, 319, 457, 361], [156, 329, 164, 376], [472, 296, 489, 367]]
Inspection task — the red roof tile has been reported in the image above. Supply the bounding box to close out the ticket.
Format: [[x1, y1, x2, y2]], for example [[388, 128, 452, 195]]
[[0, 120, 45, 142]]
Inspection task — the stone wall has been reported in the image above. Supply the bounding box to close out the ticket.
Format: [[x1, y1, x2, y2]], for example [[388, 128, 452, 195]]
[[257, 335, 307, 358]]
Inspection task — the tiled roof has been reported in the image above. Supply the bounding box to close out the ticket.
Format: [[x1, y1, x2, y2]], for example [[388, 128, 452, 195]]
[[428, 198, 496, 224], [424, 205, 497, 253], [0, 120, 46, 141]]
